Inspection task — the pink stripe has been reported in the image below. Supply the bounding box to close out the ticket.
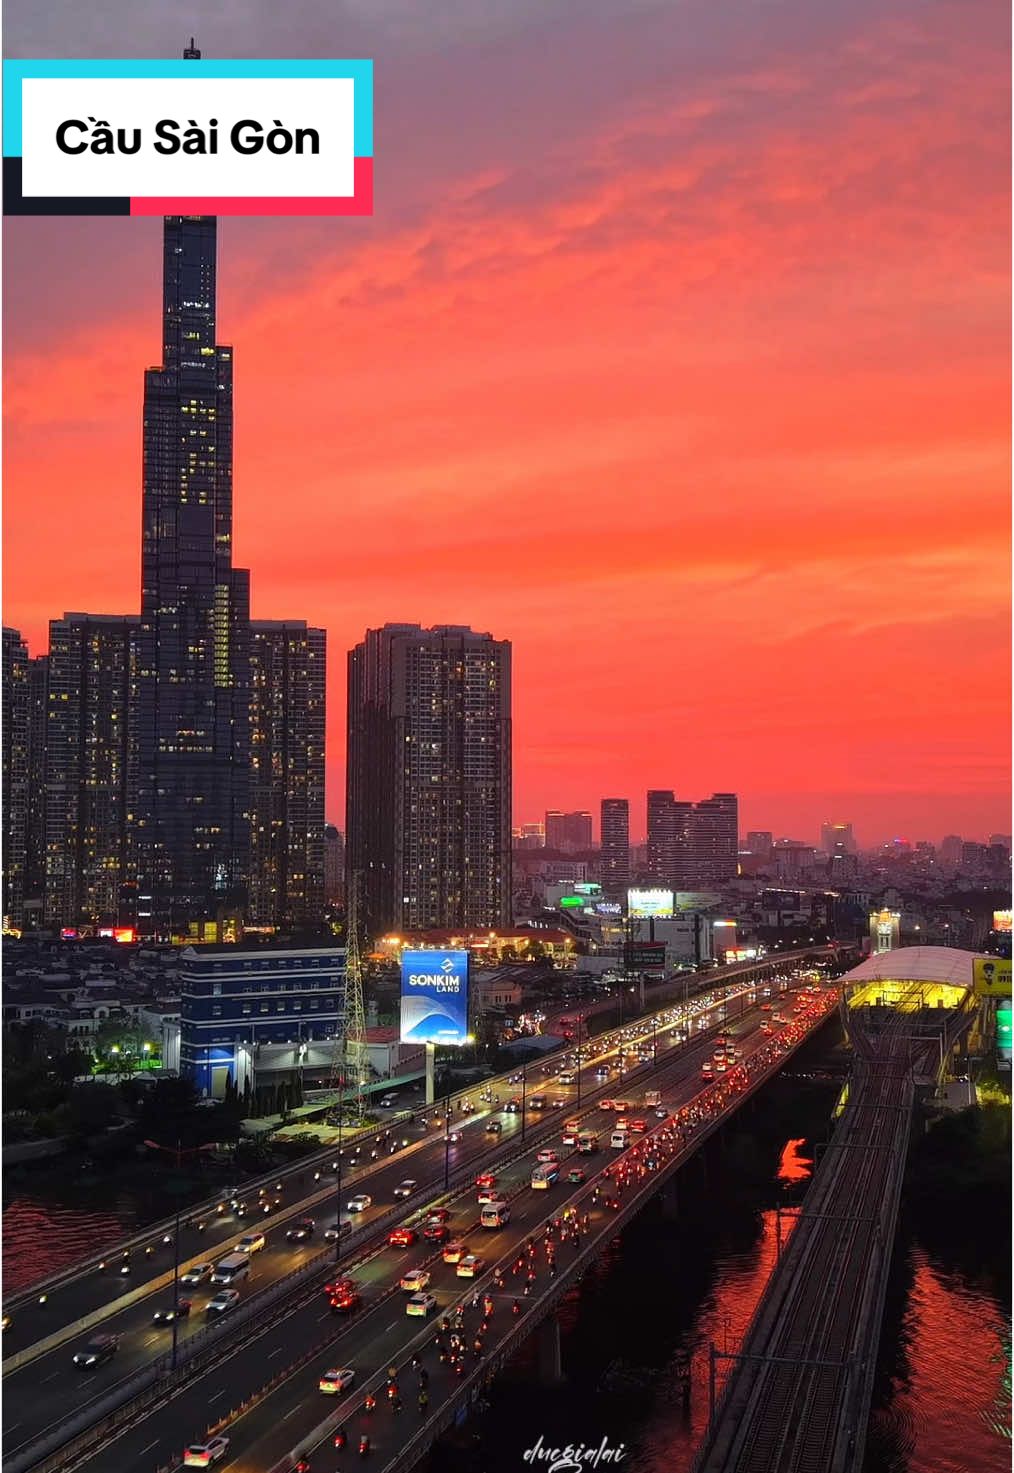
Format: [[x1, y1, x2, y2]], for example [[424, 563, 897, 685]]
[[130, 157, 373, 216]]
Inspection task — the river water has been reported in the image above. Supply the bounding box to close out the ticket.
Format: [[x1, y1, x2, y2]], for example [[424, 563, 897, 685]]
[[4, 1050, 1009, 1473]]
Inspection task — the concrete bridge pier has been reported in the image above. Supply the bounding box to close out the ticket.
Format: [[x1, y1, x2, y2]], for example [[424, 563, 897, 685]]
[[537, 1313, 563, 1384]]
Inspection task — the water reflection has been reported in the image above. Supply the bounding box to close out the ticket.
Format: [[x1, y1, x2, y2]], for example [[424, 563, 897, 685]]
[[776, 1137, 813, 1185]]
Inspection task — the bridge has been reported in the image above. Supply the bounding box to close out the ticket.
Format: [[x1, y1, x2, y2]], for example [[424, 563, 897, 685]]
[[691, 946, 980, 1473], [1, 947, 849, 1473]]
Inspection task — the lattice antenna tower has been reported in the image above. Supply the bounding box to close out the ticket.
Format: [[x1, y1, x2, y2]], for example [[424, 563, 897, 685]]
[[334, 871, 369, 1120]]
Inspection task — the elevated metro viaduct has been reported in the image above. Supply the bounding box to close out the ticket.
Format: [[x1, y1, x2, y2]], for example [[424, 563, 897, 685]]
[[693, 945, 982, 1473]]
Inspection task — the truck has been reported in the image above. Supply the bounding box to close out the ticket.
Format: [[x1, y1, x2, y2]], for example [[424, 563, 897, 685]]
[[644, 1089, 662, 1108]]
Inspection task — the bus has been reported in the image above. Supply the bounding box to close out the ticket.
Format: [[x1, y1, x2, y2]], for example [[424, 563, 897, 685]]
[[531, 1164, 559, 1190], [480, 1200, 510, 1228], [211, 1253, 250, 1285]]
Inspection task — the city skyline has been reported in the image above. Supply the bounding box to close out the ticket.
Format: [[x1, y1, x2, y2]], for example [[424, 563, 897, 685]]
[[3, 0, 1009, 847]]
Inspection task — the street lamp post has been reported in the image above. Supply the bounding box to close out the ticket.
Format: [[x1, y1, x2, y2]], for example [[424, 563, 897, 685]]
[[444, 1091, 451, 1191], [521, 1063, 527, 1142], [576, 1020, 582, 1107], [334, 1082, 345, 1268], [142, 1136, 210, 1372], [652, 1015, 657, 1066]]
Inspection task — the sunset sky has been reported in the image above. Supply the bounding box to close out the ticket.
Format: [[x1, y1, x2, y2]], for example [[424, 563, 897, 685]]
[[3, 0, 1010, 845]]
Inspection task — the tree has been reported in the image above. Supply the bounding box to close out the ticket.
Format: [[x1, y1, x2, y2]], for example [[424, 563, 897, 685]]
[[63, 1082, 121, 1139]]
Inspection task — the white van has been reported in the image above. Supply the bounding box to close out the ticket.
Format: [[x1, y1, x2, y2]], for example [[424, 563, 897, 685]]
[[610, 1128, 630, 1150], [211, 1252, 251, 1285]]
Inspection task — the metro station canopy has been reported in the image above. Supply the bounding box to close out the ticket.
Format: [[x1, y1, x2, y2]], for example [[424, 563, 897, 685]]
[[844, 945, 984, 1011]]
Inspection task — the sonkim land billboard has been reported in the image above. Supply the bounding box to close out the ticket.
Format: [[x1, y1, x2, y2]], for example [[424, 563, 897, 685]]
[[400, 950, 470, 1044]]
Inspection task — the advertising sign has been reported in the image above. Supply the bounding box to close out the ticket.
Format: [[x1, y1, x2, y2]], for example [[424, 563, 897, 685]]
[[992, 910, 1012, 934], [594, 902, 623, 917], [623, 941, 667, 973], [400, 950, 469, 1044], [997, 1007, 1012, 1065], [627, 888, 675, 919], [973, 957, 1012, 998]]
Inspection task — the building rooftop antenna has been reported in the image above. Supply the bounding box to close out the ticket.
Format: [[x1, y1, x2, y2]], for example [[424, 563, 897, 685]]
[[183, 38, 201, 59]]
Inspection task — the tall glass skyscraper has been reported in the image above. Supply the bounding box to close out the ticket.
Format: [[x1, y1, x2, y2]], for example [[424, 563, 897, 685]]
[[135, 216, 252, 937]]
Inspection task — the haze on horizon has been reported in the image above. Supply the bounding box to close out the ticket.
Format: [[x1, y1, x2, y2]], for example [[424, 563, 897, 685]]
[[2, 0, 1010, 847]]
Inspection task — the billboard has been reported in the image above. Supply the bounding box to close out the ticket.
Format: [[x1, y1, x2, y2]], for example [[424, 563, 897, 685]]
[[400, 950, 470, 1044], [973, 957, 1012, 998], [997, 1007, 1012, 1066], [627, 888, 674, 919], [624, 941, 667, 973], [992, 910, 1012, 934]]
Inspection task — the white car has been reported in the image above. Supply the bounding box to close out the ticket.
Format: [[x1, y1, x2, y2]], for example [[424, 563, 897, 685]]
[[347, 1194, 372, 1213], [319, 1366, 356, 1394], [184, 1438, 230, 1467], [180, 1262, 214, 1286], [400, 1269, 431, 1293], [654, 1107, 668, 1118], [205, 1290, 240, 1315], [393, 1180, 417, 1199], [456, 1254, 483, 1278], [536, 1149, 558, 1165], [237, 1232, 265, 1254], [406, 1291, 437, 1316]]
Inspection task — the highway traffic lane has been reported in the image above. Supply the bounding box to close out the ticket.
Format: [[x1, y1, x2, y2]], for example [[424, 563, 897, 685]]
[[3, 989, 778, 1461], [0, 1106, 544, 1446], [1, 980, 727, 1358], [65, 1012, 786, 1473], [0, 1005, 686, 1370]]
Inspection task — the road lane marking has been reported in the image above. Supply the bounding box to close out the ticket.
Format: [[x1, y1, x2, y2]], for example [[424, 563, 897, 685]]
[[138, 1440, 160, 1455], [40, 1371, 60, 1383], [208, 1388, 228, 1402], [268, 1346, 285, 1358]]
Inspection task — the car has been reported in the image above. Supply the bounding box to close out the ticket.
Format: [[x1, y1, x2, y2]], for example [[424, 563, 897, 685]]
[[654, 1107, 668, 1118], [324, 1222, 352, 1243], [701, 1066, 714, 1080], [347, 1194, 372, 1213], [423, 1222, 449, 1243], [319, 1366, 356, 1394], [504, 1100, 521, 1113], [400, 1269, 431, 1293], [180, 1262, 214, 1286], [562, 1127, 579, 1146], [599, 1099, 616, 1111], [485, 1121, 502, 1135], [72, 1334, 118, 1368], [286, 1219, 315, 1242], [205, 1290, 241, 1315], [595, 1066, 610, 1077], [475, 1173, 497, 1189], [388, 1227, 418, 1248], [328, 1290, 361, 1313], [456, 1254, 483, 1278], [237, 1232, 266, 1254], [629, 1119, 648, 1134], [183, 1438, 230, 1467], [393, 1180, 417, 1199], [566, 1168, 587, 1184], [406, 1292, 438, 1316], [443, 1240, 467, 1264], [536, 1149, 558, 1165], [152, 1301, 191, 1324], [427, 1206, 452, 1222], [552, 1098, 567, 1108], [448, 1130, 463, 1143], [529, 1096, 547, 1110], [715, 1062, 727, 1073]]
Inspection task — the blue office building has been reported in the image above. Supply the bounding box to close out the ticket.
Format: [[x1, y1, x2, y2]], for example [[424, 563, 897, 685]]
[[180, 943, 346, 1097]]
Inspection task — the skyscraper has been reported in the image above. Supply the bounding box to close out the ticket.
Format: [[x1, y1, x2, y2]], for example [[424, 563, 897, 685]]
[[646, 789, 738, 886], [248, 620, 326, 928], [820, 820, 856, 855], [347, 623, 512, 937], [544, 810, 593, 851], [134, 215, 252, 938], [600, 798, 630, 892], [324, 824, 345, 905], [2, 628, 30, 930], [41, 614, 135, 929]]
